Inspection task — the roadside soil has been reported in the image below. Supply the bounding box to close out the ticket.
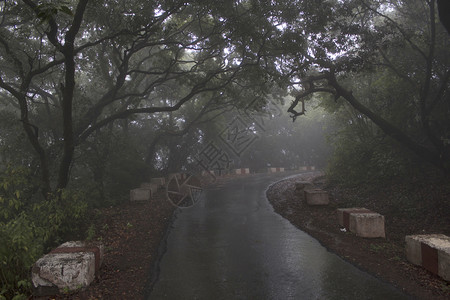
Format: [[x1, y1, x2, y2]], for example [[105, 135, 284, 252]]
[[32, 192, 175, 300], [267, 172, 450, 300]]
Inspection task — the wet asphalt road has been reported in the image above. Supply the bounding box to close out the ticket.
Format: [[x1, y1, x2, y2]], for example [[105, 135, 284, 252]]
[[149, 172, 409, 300]]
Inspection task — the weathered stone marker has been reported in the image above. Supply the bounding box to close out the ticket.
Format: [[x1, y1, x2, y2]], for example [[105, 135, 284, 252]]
[[405, 234, 450, 281], [336, 208, 385, 238], [349, 212, 385, 238], [140, 182, 158, 195], [32, 241, 104, 296], [304, 189, 329, 205], [130, 187, 152, 201], [299, 166, 316, 171], [337, 208, 373, 229]]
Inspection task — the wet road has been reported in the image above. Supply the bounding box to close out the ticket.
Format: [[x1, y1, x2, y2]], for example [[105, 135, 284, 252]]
[[149, 173, 409, 299]]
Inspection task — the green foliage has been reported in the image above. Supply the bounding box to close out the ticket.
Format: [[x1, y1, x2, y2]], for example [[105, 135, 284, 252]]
[[0, 166, 88, 299], [0, 213, 41, 299], [86, 224, 96, 241], [325, 96, 425, 187], [36, 2, 73, 24]]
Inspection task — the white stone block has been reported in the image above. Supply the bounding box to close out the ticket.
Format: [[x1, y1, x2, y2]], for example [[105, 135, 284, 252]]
[[405, 235, 423, 266], [130, 188, 151, 201], [405, 234, 450, 281], [234, 168, 250, 175], [349, 212, 385, 238], [58, 241, 104, 268], [294, 181, 313, 191], [336, 208, 372, 229], [32, 252, 95, 292], [140, 182, 158, 194], [32, 241, 104, 295], [299, 166, 315, 171]]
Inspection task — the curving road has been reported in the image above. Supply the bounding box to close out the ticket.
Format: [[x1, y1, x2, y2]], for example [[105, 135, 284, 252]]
[[148, 172, 409, 299]]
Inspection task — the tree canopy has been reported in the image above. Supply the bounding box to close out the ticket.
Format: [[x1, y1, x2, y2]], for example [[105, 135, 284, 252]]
[[0, 0, 286, 197], [0, 0, 449, 195], [282, 0, 450, 174]]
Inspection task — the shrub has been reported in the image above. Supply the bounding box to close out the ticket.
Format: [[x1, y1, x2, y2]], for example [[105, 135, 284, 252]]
[[0, 166, 88, 299]]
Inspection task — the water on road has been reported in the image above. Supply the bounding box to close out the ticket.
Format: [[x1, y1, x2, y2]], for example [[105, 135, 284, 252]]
[[149, 173, 410, 299]]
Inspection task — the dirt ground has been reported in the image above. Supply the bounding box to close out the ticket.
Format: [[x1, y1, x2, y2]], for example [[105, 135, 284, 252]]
[[32, 192, 175, 300], [266, 172, 450, 300], [32, 173, 449, 299]]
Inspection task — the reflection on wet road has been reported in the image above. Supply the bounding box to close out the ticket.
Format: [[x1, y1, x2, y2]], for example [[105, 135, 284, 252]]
[[149, 173, 409, 299]]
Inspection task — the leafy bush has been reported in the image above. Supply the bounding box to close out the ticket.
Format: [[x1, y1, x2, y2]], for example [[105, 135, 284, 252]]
[[326, 129, 416, 186], [0, 213, 42, 299], [0, 166, 88, 299]]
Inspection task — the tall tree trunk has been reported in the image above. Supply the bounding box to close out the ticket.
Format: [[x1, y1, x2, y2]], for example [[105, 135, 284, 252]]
[[57, 51, 76, 189], [56, 0, 89, 190], [18, 95, 51, 196]]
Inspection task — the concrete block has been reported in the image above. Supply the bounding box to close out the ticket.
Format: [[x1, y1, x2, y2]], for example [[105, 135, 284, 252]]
[[405, 235, 423, 266], [57, 241, 104, 270], [268, 167, 284, 173], [405, 234, 450, 281], [304, 189, 329, 205], [130, 188, 151, 201], [337, 208, 372, 229], [349, 212, 385, 238], [299, 166, 315, 171], [234, 168, 250, 175], [140, 182, 158, 194], [32, 241, 103, 295]]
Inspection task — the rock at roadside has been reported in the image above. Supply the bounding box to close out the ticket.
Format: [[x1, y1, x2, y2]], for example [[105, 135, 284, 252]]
[[32, 241, 104, 296], [405, 234, 450, 281], [295, 181, 313, 191], [140, 182, 158, 194], [130, 187, 152, 201], [337, 208, 385, 238], [337, 208, 373, 229], [349, 212, 385, 238]]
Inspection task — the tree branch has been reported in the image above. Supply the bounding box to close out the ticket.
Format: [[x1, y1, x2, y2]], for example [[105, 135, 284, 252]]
[[328, 72, 444, 171]]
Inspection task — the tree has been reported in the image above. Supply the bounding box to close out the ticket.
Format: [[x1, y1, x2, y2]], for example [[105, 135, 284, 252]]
[[0, 0, 280, 197], [283, 0, 450, 175]]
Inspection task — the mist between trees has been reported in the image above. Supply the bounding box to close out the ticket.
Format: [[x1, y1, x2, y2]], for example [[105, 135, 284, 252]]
[[0, 0, 449, 298]]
